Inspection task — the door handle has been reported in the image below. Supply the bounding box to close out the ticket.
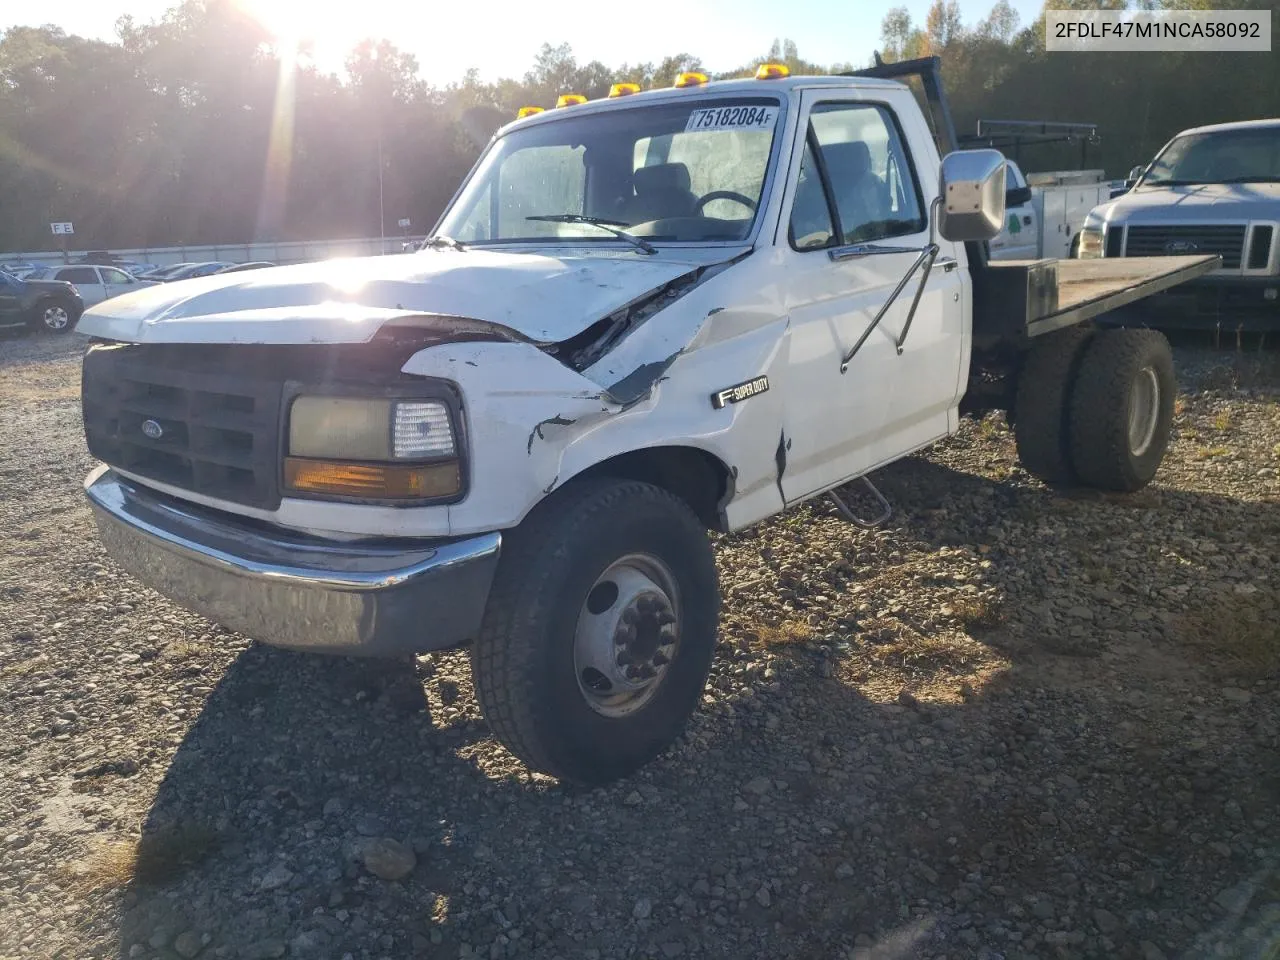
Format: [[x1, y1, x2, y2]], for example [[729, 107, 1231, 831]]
[[938, 256, 958, 272], [1022, 216, 1032, 226]]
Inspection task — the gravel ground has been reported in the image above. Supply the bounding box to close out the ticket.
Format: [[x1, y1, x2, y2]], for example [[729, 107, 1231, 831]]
[[1, 330, 1278, 960]]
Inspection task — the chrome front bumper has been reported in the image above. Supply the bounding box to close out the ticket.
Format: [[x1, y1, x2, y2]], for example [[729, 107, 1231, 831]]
[[84, 467, 501, 656]]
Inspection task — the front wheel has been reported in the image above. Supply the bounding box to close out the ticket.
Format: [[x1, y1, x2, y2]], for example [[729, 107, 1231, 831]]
[[33, 298, 80, 334], [472, 478, 719, 784]]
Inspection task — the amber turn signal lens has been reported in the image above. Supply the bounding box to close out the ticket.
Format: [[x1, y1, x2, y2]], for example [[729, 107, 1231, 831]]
[[284, 458, 460, 500]]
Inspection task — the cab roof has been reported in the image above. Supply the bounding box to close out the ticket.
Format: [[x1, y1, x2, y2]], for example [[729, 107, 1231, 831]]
[[500, 73, 907, 136]]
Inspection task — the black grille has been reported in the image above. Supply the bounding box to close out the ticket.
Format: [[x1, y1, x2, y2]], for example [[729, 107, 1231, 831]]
[[1124, 224, 1245, 269], [1105, 226, 1124, 258], [82, 344, 284, 509], [1248, 225, 1274, 270]]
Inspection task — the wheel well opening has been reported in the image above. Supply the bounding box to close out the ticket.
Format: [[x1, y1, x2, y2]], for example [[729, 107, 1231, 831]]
[[577, 447, 733, 532]]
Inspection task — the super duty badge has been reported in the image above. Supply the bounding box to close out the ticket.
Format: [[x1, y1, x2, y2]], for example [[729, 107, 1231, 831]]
[[711, 376, 770, 409]]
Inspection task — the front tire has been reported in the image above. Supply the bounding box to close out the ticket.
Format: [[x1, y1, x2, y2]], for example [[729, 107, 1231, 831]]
[[33, 298, 80, 334], [1069, 328, 1176, 492], [472, 478, 719, 785]]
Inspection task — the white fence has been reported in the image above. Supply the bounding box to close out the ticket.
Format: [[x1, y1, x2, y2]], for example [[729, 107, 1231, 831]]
[[2, 235, 426, 268]]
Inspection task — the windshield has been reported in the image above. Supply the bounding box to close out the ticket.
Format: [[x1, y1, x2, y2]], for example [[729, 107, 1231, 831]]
[[437, 96, 784, 246], [1143, 127, 1280, 186]]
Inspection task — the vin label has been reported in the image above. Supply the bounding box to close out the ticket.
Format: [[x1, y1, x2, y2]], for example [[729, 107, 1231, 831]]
[[712, 376, 770, 409]]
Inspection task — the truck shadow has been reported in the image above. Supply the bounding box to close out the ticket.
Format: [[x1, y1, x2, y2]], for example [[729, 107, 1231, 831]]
[[111, 458, 1279, 960]]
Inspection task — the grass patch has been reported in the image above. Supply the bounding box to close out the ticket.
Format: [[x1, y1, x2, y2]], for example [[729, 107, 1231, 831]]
[[949, 594, 1008, 630], [163, 639, 202, 660], [1213, 410, 1232, 431], [1194, 446, 1232, 461], [752, 621, 812, 647], [67, 823, 220, 893], [863, 618, 974, 671], [1177, 594, 1279, 676]]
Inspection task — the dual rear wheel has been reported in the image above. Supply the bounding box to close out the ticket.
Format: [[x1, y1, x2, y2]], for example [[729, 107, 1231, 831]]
[[1014, 327, 1176, 492]]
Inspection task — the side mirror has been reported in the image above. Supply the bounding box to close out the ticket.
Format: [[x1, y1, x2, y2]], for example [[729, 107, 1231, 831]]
[[1005, 185, 1033, 208], [938, 149, 1007, 242], [1128, 165, 1146, 182]]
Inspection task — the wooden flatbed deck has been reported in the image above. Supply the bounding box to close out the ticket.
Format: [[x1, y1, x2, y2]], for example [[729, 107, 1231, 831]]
[[1032, 255, 1221, 336], [972, 254, 1221, 343]]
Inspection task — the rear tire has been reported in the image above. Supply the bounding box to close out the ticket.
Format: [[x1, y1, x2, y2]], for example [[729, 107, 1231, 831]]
[[1068, 328, 1175, 492], [1013, 326, 1093, 484], [471, 478, 719, 785], [33, 298, 80, 334]]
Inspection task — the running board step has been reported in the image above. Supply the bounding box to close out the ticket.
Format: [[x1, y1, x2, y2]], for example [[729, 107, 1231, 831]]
[[827, 476, 892, 530]]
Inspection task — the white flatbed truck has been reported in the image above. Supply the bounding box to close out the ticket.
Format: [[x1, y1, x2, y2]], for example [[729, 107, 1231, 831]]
[[78, 57, 1217, 783]]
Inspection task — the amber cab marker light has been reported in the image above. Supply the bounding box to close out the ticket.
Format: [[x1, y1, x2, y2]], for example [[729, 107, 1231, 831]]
[[673, 71, 709, 88], [284, 458, 461, 500], [608, 82, 641, 98], [755, 63, 790, 80], [517, 106, 544, 118], [555, 93, 587, 107]]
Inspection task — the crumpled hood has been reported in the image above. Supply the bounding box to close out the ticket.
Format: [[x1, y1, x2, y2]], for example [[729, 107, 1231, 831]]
[[1102, 182, 1280, 223], [76, 247, 740, 345]]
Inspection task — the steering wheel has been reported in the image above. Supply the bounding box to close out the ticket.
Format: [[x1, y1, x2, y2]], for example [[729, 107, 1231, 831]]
[[694, 191, 757, 215]]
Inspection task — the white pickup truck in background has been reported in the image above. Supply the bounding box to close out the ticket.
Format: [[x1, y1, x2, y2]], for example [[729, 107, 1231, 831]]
[[989, 162, 1112, 261], [74, 57, 1218, 785]]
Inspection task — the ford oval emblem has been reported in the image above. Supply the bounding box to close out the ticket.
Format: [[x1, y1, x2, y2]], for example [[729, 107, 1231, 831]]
[[1164, 239, 1198, 255], [141, 419, 164, 440]]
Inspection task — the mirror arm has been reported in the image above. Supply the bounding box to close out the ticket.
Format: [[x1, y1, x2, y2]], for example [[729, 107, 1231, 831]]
[[838, 240, 940, 372]]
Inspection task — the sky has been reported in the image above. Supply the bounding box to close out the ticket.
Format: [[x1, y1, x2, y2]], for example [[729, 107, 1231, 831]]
[[3, 0, 1045, 86]]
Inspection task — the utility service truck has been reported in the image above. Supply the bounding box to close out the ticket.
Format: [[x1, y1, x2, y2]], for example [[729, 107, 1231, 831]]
[[78, 58, 1216, 784]]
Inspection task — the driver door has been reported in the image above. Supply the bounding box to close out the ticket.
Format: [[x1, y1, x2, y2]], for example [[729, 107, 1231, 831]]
[[775, 89, 968, 503]]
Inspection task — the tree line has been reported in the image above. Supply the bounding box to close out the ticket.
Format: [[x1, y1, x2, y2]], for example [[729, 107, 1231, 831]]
[[0, 0, 1276, 253]]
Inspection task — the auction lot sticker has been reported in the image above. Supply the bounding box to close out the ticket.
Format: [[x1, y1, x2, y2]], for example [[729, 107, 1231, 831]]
[[686, 105, 778, 133]]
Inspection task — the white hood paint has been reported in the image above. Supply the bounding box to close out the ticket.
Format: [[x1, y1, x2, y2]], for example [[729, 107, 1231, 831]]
[[1101, 182, 1280, 223], [76, 248, 740, 346]]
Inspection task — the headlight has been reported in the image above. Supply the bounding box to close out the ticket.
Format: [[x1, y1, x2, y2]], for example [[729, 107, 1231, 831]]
[[285, 395, 462, 501], [1077, 212, 1105, 259]]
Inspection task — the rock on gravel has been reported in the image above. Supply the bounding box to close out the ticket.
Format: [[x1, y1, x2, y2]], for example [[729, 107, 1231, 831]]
[[356, 837, 417, 881], [0, 334, 1278, 959]]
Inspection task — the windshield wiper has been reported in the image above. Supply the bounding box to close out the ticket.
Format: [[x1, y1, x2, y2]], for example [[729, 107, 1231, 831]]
[[423, 235, 467, 251], [525, 215, 657, 255], [1216, 176, 1280, 184], [1142, 179, 1210, 187]]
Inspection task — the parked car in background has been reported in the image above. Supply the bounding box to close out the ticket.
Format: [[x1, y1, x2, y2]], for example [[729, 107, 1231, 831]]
[[117, 260, 159, 277], [2, 261, 44, 279], [1079, 118, 1280, 329], [218, 261, 276, 273], [26, 264, 155, 307], [134, 264, 187, 280], [155, 261, 235, 282], [0, 269, 84, 334]]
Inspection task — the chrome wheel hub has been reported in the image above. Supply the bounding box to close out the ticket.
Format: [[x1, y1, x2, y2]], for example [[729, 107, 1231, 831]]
[[1128, 365, 1160, 457], [43, 306, 69, 330], [574, 554, 681, 718]]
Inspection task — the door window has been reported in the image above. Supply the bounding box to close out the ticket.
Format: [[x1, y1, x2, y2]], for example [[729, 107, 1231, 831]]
[[57, 267, 98, 284], [99, 267, 132, 284], [790, 103, 926, 249]]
